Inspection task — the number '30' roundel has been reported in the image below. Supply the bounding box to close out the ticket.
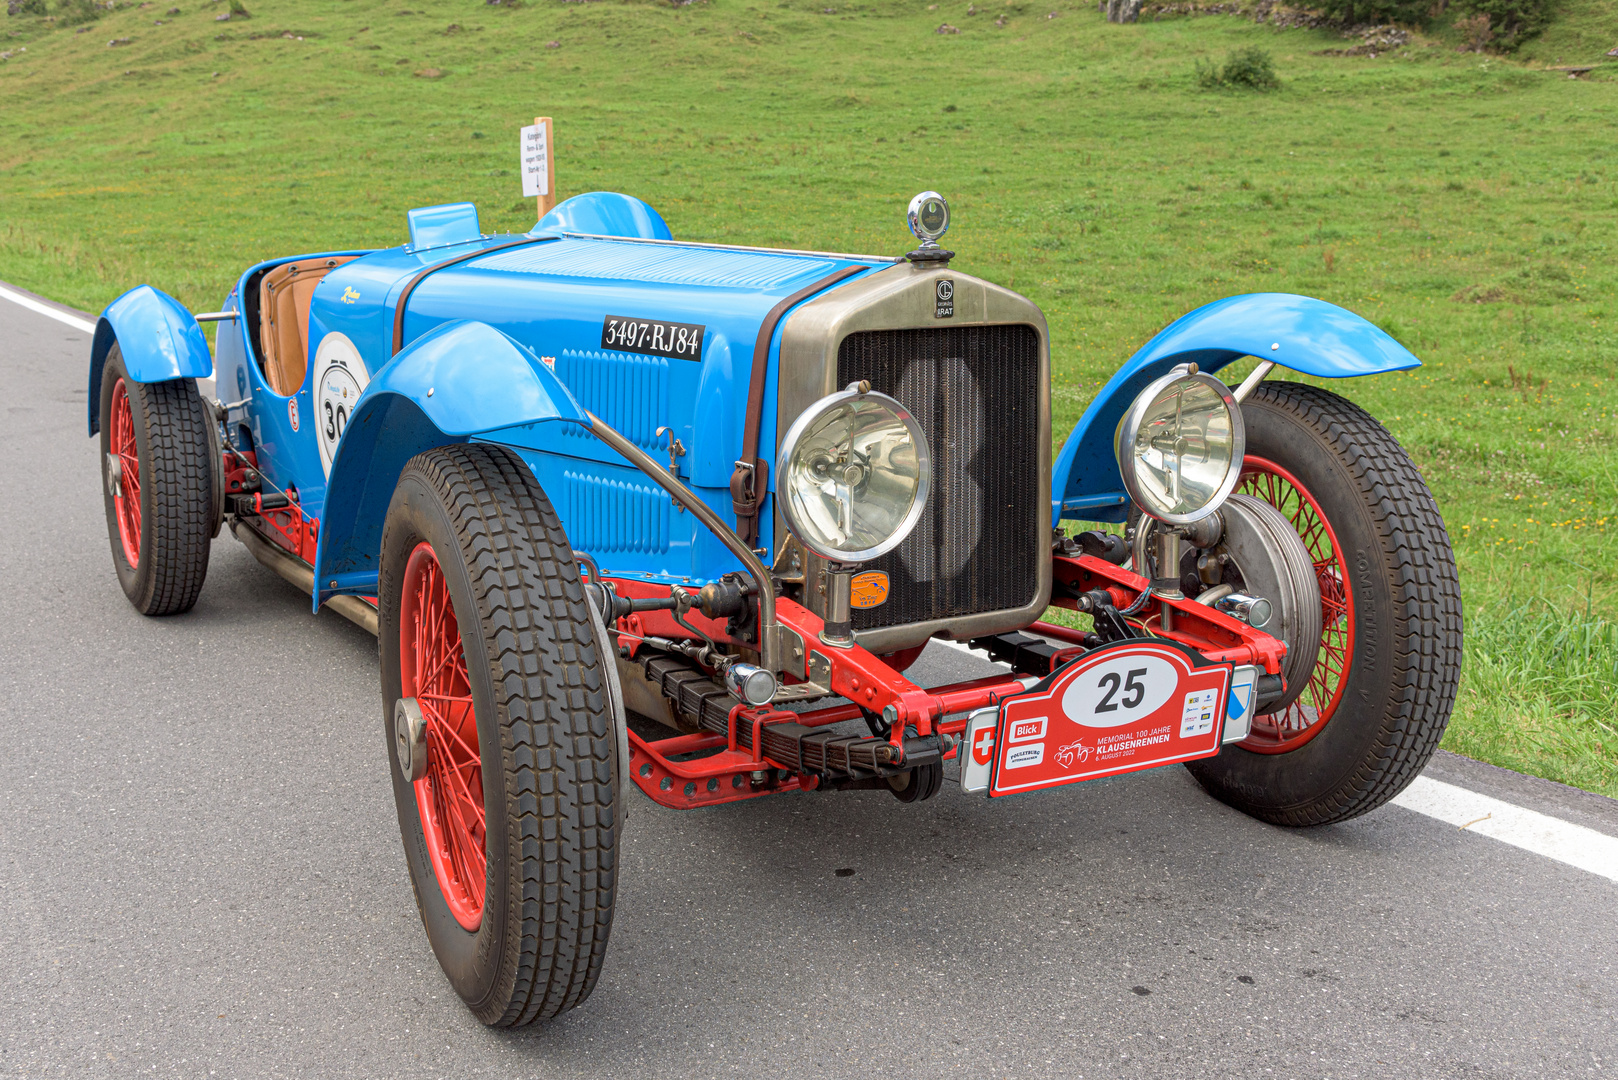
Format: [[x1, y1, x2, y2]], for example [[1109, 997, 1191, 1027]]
[[1059, 654, 1178, 728], [313, 332, 371, 478]]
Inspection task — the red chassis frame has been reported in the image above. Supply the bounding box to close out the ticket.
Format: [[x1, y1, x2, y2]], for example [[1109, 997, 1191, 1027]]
[[224, 447, 321, 563], [217, 432, 1285, 812], [616, 554, 1286, 810]]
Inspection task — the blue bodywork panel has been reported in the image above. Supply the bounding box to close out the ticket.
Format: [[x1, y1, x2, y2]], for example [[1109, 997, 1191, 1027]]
[[534, 191, 673, 241], [92, 191, 1426, 626], [88, 285, 215, 435], [312, 320, 589, 606], [209, 251, 376, 513], [1052, 292, 1421, 523], [295, 217, 882, 597]]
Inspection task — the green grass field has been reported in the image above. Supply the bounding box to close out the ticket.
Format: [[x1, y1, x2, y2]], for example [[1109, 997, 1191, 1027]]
[[3, 0, 1616, 793]]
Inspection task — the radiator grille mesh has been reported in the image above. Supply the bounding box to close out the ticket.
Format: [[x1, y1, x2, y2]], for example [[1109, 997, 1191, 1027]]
[[836, 324, 1041, 632]]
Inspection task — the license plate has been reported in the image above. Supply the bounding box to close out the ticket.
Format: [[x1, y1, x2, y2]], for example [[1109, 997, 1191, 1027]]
[[961, 641, 1234, 797]]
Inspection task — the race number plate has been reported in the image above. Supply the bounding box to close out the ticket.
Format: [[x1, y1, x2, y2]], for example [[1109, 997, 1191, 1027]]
[[964, 641, 1232, 798]]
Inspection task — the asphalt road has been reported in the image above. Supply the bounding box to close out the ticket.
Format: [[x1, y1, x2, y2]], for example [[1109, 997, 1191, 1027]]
[[2, 288, 1615, 1080]]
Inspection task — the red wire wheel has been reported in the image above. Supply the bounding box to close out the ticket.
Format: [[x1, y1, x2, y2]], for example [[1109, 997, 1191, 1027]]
[[398, 541, 486, 931], [1232, 455, 1354, 755], [109, 377, 142, 567]]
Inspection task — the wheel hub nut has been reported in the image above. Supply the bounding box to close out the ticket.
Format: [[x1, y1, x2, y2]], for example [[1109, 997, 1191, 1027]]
[[106, 453, 122, 498], [395, 696, 428, 782]]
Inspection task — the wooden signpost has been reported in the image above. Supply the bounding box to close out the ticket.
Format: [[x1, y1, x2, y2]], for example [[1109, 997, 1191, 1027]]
[[520, 116, 556, 219]]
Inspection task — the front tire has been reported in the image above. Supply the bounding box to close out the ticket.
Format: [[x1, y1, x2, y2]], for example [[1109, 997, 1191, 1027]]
[[97, 345, 214, 615], [1186, 381, 1462, 826], [379, 444, 620, 1026]]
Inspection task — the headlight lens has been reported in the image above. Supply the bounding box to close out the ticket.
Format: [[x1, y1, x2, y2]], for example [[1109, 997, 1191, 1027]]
[[776, 384, 931, 564], [1114, 367, 1245, 524]]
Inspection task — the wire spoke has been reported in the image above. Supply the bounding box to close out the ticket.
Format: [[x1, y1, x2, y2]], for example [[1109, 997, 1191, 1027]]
[[1236, 458, 1355, 752], [400, 541, 486, 928]]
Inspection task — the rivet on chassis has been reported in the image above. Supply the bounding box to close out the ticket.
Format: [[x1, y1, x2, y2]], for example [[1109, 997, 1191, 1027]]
[[394, 696, 428, 782]]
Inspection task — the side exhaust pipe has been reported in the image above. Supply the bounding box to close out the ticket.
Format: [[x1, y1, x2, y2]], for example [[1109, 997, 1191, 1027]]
[[231, 522, 379, 636]]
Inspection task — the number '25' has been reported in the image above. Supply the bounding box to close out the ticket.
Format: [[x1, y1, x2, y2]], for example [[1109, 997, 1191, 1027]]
[[1095, 668, 1148, 713]]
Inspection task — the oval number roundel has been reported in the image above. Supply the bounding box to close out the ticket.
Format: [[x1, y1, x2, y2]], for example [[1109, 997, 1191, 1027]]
[[312, 332, 370, 478], [1059, 653, 1179, 729]]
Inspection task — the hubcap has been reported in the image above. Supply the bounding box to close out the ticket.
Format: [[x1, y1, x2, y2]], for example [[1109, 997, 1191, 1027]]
[[395, 696, 428, 783], [109, 378, 142, 567], [398, 541, 486, 931], [1233, 457, 1355, 754]]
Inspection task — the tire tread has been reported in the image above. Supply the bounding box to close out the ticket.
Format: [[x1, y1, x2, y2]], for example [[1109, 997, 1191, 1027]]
[[102, 348, 213, 616], [405, 445, 617, 1025], [1210, 381, 1462, 826]]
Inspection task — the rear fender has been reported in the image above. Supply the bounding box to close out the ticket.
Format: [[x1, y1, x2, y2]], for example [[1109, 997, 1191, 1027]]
[[312, 319, 588, 608], [1053, 293, 1420, 522], [88, 285, 214, 435]]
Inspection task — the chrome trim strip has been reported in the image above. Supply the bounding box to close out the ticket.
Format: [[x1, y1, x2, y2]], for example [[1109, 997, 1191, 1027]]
[[559, 232, 906, 264]]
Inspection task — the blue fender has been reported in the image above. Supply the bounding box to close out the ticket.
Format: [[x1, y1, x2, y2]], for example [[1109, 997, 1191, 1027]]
[[312, 319, 589, 609], [87, 285, 214, 435], [1053, 292, 1421, 522], [532, 191, 673, 240]]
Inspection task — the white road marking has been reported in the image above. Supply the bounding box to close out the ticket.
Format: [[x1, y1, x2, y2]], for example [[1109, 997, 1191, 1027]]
[[0, 282, 96, 333], [8, 276, 1616, 885], [1393, 775, 1618, 883]]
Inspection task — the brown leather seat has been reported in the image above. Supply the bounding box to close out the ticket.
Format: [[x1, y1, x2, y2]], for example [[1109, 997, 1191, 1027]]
[[258, 256, 357, 396]]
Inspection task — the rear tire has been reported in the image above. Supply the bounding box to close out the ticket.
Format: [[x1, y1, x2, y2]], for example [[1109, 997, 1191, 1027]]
[[97, 346, 214, 615], [1186, 381, 1462, 826], [379, 444, 620, 1026]]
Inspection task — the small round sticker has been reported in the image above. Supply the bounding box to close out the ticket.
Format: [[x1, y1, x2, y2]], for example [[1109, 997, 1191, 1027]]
[[311, 332, 370, 477], [287, 396, 299, 433]]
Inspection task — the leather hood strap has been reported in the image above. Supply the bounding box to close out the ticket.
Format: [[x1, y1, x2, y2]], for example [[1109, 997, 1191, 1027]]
[[391, 236, 556, 356]]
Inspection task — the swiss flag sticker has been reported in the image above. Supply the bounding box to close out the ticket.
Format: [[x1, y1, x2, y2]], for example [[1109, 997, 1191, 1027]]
[[971, 725, 996, 767]]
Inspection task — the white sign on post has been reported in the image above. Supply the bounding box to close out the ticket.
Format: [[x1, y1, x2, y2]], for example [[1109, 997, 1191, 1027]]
[[520, 122, 549, 198]]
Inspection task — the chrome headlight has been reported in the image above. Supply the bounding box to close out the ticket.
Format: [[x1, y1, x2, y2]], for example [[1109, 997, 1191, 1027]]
[[1114, 366, 1245, 525], [776, 382, 931, 564]]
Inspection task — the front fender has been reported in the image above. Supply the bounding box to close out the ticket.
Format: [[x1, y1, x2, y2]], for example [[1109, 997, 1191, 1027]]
[[1053, 292, 1420, 522], [312, 319, 589, 609], [88, 285, 214, 435]]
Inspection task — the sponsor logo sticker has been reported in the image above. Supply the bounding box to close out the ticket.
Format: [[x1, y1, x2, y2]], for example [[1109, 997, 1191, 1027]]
[[287, 396, 299, 433], [1007, 717, 1047, 744], [1004, 743, 1044, 770], [850, 570, 890, 609], [1179, 689, 1219, 739]]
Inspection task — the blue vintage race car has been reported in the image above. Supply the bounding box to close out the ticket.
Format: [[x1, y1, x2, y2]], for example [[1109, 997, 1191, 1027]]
[[89, 190, 1461, 1025]]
